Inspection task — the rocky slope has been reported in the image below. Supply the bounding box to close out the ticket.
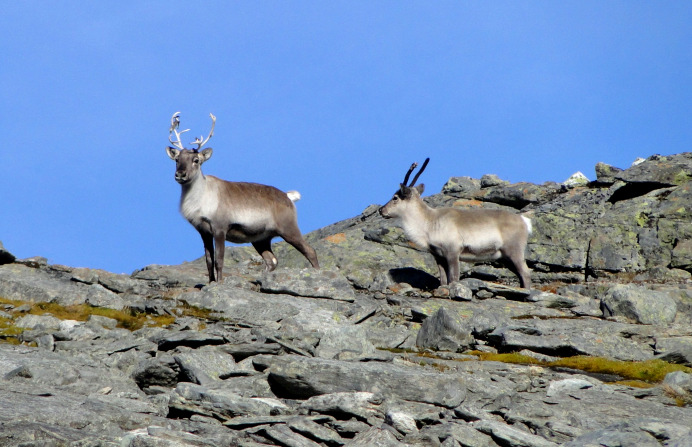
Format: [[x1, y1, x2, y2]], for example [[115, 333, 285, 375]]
[[1, 152, 691, 446]]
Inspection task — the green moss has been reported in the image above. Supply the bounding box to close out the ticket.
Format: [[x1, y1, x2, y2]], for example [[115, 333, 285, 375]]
[[0, 297, 178, 342], [25, 301, 175, 331], [468, 351, 691, 383], [176, 302, 216, 322], [0, 315, 24, 338], [381, 348, 691, 385], [557, 356, 690, 383], [470, 351, 542, 365]]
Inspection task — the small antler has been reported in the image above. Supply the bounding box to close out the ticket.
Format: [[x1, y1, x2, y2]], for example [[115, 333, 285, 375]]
[[191, 113, 216, 150], [408, 158, 430, 187], [168, 111, 189, 150], [402, 162, 418, 186]]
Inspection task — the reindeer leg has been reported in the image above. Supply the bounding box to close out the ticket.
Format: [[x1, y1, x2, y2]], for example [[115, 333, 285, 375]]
[[432, 253, 449, 286], [502, 247, 531, 289], [444, 248, 461, 286], [281, 227, 320, 269], [200, 232, 216, 282], [252, 238, 278, 271], [213, 231, 226, 282]]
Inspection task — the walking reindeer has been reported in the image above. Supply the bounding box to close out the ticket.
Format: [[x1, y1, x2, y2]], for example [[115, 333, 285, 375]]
[[166, 112, 319, 282], [379, 159, 532, 289]]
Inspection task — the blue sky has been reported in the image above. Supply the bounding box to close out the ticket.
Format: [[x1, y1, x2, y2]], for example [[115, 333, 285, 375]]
[[1, 2, 690, 274]]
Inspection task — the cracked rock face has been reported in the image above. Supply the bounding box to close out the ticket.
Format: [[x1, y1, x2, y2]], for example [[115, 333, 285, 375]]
[[1, 152, 692, 446]]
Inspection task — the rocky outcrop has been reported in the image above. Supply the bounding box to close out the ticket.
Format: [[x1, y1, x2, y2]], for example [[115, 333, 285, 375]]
[[0, 152, 691, 446]]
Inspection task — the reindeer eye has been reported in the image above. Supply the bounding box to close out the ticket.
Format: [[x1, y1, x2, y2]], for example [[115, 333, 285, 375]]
[[193, 158, 200, 164]]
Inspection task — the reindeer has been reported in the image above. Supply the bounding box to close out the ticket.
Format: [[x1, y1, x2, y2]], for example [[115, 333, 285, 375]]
[[379, 158, 532, 289], [165, 112, 319, 283]]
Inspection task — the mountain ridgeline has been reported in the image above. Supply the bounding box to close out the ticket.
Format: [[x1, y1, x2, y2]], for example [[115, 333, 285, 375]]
[[0, 152, 691, 446]]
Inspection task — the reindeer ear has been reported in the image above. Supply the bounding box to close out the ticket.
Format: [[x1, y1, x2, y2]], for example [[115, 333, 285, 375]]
[[166, 147, 180, 160], [199, 148, 213, 162], [415, 184, 425, 195]]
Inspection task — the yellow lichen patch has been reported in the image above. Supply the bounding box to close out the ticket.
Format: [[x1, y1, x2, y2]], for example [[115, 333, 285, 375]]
[[176, 301, 216, 321], [465, 351, 692, 384], [453, 199, 483, 208], [470, 351, 543, 365], [549, 356, 691, 383], [0, 297, 177, 335], [0, 315, 23, 338], [325, 233, 347, 244], [29, 302, 157, 330], [615, 380, 655, 389]]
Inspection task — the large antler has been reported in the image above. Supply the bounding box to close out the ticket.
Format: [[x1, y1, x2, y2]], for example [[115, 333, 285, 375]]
[[191, 113, 216, 150], [168, 111, 189, 150], [409, 157, 430, 186]]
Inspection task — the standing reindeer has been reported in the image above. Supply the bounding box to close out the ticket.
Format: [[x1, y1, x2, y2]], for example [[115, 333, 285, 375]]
[[379, 158, 532, 289], [166, 112, 319, 283]]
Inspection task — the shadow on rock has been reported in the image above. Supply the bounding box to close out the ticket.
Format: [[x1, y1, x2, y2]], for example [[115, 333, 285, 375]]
[[388, 267, 439, 289]]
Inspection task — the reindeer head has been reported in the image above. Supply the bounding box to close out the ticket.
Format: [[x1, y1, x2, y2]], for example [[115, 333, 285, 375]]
[[165, 112, 216, 185], [379, 158, 429, 219]]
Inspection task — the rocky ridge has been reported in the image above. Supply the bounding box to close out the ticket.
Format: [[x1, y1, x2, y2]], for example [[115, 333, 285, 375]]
[[0, 152, 691, 446]]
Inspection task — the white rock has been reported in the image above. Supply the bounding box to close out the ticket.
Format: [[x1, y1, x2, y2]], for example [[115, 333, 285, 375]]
[[385, 410, 418, 435], [563, 171, 590, 187]]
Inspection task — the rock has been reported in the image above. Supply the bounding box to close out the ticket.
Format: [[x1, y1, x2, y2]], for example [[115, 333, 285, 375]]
[[562, 418, 690, 447], [475, 419, 559, 447], [545, 378, 595, 397], [287, 416, 345, 446], [480, 174, 509, 188], [441, 176, 481, 196], [315, 325, 376, 360], [0, 264, 127, 310], [87, 314, 119, 330], [563, 171, 590, 188], [151, 330, 226, 352], [672, 239, 692, 269], [487, 317, 653, 361], [173, 346, 237, 385], [601, 284, 678, 325], [14, 314, 62, 331], [170, 382, 280, 419], [595, 162, 623, 184], [656, 336, 692, 365], [0, 241, 15, 265], [615, 153, 692, 185], [132, 356, 179, 389], [348, 427, 404, 446], [663, 371, 692, 394], [261, 424, 324, 447], [474, 182, 553, 209], [299, 391, 383, 422], [416, 307, 474, 352], [449, 281, 473, 300], [260, 268, 356, 302], [264, 355, 466, 408], [385, 410, 419, 435]]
